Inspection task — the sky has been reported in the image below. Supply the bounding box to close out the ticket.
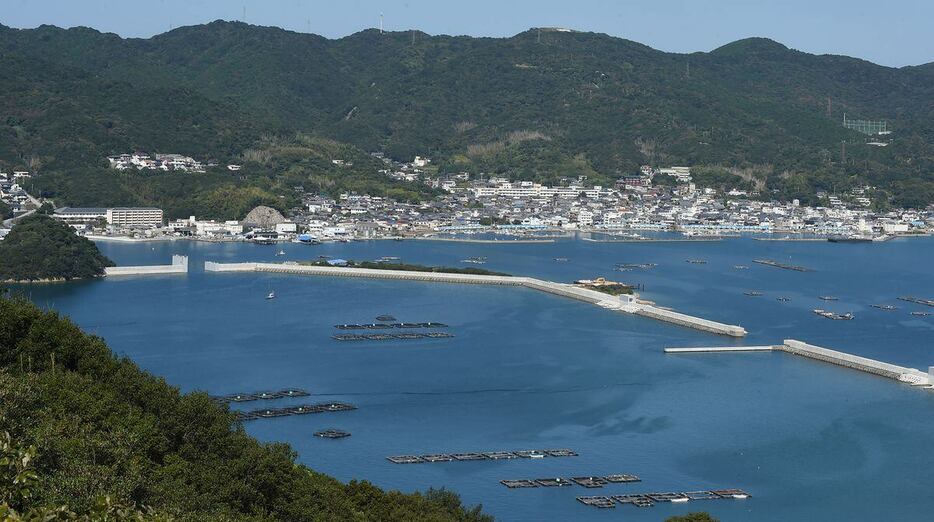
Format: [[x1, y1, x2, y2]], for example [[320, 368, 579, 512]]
[[2, 0, 932, 67]]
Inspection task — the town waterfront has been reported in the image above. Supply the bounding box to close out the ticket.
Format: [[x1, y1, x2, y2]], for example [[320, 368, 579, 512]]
[[18, 236, 934, 521]]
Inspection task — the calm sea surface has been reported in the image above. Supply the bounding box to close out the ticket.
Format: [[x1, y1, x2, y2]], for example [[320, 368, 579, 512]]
[[18, 236, 934, 521]]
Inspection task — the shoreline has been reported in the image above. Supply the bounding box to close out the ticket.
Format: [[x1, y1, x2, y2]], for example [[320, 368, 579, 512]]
[[2, 275, 103, 284]]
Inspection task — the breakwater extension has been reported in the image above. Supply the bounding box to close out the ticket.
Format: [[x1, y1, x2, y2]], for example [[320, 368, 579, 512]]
[[104, 255, 188, 276], [666, 340, 932, 388], [203, 261, 747, 337]]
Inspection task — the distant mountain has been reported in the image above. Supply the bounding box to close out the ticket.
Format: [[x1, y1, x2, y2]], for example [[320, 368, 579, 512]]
[[1, 21, 932, 207]]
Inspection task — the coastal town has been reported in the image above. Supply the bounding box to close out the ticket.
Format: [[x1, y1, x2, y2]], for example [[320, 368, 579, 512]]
[[1, 158, 931, 243]]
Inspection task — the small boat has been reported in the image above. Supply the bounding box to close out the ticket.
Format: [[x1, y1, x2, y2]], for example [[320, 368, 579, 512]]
[[554, 257, 569, 262], [819, 296, 839, 301], [813, 308, 853, 320], [276, 249, 286, 256], [744, 291, 763, 297], [733, 265, 749, 269], [686, 259, 707, 264], [910, 311, 931, 317], [870, 304, 897, 311], [462, 256, 487, 264], [266, 292, 276, 300], [776, 297, 791, 302]]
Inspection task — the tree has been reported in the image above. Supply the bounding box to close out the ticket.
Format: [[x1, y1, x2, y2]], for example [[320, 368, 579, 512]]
[[666, 513, 719, 522]]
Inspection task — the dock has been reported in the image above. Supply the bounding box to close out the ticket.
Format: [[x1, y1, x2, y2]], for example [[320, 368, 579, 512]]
[[898, 296, 934, 307], [204, 261, 747, 337], [105, 255, 188, 276], [752, 258, 813, 272], [666, 340, 933, 388]]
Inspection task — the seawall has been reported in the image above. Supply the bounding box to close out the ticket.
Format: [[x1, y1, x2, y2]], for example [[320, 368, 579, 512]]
[[105, 255, 188, 276], [203, 261, 747, 337]]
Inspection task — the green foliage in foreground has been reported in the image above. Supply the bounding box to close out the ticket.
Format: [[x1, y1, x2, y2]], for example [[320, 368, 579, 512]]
[[579, 282, 633, 296], [302, 259, 511, 276], [0, 200, 12, 220], [0, 215, 113, 281], [0, 295, 493, 521], [666, 513, 719, 522]]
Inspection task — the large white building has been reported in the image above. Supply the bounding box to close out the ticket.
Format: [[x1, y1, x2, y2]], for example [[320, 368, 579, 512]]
[[54, 207, 109, 224], [106, 207, 164, 228], [54, 207, 163, 228]]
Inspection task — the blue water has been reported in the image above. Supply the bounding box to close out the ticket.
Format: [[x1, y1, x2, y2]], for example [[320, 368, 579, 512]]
[[18, 236, 934, 521]]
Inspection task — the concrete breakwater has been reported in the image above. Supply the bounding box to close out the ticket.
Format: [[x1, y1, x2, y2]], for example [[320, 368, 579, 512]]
[[417, 237, 557, 244], [105, 255, 188, 276], [203, 261, 747, 337], [666, 340, 932, 388]]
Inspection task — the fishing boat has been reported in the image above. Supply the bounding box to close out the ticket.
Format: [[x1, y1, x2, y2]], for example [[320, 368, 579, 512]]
[[376, 314, 396, 322], [776, 297, 791, 302], [266, 292, 276, 300], [910, 311, 931, 317], [870, 304, 898, 311], [733, 265, 749, 269], [686, 259, 707, 264], [462, 256, 487, 264], [554, 257, 569, 262], [744, 291, 763, 297], [813, 309, 853, 320], [819, 296, 839, 301]]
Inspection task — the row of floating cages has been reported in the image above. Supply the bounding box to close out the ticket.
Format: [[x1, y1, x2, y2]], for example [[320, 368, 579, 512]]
[[333, 332, 454, 341], [234, 402, 356, 421], [335, 322, 449, 330], [578, 489, 751, 509], [502, 474, 641, 489], [387, 449, 577, 464], [211, 388, 310, 403]]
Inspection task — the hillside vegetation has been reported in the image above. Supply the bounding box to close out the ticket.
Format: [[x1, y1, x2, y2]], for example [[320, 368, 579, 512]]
[[0, 215, 113, 281], [0, 295, 492, 521], [0, 22, 932, 206]]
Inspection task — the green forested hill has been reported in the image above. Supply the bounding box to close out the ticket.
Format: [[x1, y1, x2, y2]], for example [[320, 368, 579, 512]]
[[0, 214, 114, 281], [1, 21, 932, 206], [0, 295, 491, 520]]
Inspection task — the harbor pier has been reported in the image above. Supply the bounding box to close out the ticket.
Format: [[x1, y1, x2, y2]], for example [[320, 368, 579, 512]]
[[203, 261, 747, 337], [105, 255, 188, 276]]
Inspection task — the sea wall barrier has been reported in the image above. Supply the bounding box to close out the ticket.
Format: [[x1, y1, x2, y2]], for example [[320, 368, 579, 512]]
[[664, 346, 775, 353], [417, 237, 557, 244], [105, 255, 188, 276], [203, 261, 747, 337], [665, 340, 932, 388]]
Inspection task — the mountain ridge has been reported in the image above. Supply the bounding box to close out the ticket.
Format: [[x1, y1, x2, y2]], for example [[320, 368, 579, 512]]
[[1, 20, 932, 207]]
